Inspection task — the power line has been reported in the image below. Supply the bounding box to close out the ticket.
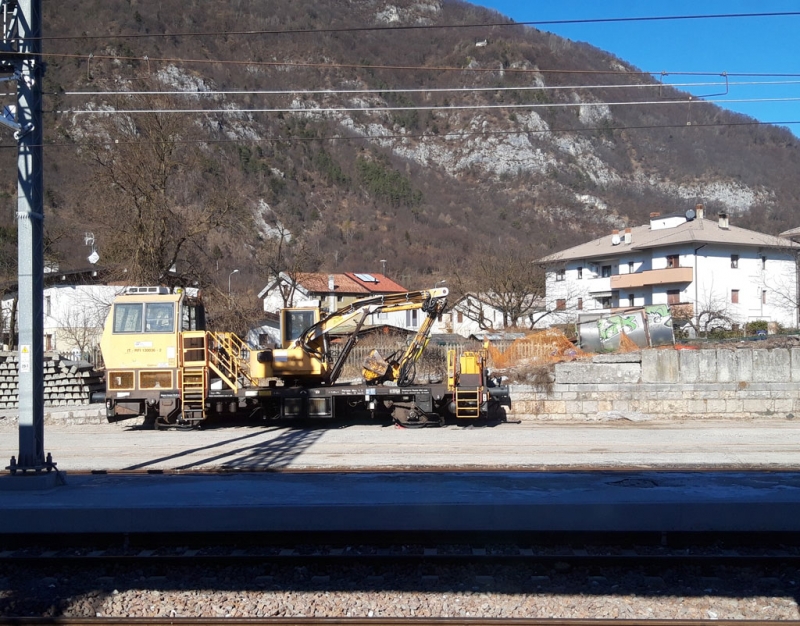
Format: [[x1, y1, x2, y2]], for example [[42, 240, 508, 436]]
[[8, 50, 800, 80], [0, 117, 791, 151], [3, 49, 641, 75], [62, 79, 800, 99], [26, 11, 800, 41], [0, 116, 793, 152], [61, 96, 800, 117]]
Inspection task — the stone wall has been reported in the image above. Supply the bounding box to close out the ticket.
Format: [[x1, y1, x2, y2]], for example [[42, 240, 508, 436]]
[[508, 348, 800, 421]]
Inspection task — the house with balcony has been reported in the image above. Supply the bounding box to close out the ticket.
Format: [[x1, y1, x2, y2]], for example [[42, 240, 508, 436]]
[[541, 206, 800, 332]]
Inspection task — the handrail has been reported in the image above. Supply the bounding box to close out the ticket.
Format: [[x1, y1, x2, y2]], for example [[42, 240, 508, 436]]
[[181, 330, 258, 391], [207, 331, 259, 389]]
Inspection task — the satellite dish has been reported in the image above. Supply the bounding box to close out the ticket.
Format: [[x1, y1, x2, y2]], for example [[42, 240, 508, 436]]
[[611, 234, 621, 245], [685, 208, 696, 221]]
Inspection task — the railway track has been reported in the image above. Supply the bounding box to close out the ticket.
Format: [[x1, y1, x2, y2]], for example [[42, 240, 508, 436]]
[[5, 612, 794, 622], [2, 535, 798, 622], [2, 536, 800, 566], [0, 617, 800, 626]]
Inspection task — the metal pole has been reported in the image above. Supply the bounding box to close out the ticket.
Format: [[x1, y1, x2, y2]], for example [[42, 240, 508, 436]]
[[228, 269, 238, 307], [12, 0, 48, 473]]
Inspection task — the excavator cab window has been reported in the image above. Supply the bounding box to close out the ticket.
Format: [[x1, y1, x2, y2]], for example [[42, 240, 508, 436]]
[[282, 308, 318, 347]]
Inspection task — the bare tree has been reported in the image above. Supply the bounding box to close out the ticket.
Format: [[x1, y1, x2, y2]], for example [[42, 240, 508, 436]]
[[453, 242, 546, 328], [681, 287, 736, 336], [71, 88, 249, 287], [50, 287, 118, 354]]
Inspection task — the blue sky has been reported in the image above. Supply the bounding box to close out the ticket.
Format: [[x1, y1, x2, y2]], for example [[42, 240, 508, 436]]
[[470, 1, 800, 136]]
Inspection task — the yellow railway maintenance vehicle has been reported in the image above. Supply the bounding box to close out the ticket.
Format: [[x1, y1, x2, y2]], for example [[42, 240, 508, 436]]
[[100, 286, 509, 428]]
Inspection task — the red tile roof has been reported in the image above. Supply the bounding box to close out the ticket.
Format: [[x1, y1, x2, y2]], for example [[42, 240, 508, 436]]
[[293, 272, 407, 295]]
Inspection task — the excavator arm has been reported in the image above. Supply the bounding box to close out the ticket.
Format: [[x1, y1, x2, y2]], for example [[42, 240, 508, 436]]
[[252, 287, 448, 385], [362, 294, 448, 386]]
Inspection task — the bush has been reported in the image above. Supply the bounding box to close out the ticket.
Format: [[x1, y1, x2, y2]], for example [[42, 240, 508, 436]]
[[745, 320, 769, 335]]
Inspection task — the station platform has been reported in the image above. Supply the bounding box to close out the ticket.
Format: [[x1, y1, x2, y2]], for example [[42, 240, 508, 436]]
[[1, 470, 799, 535]]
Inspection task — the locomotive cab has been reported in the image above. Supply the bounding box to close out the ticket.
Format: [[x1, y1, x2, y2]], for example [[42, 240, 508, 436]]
[[100, 286, 205, 423]]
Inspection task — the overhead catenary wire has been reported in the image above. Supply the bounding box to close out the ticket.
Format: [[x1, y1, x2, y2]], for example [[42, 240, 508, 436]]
[[10, 49, 800, 79], [24, 117, 800, 146], [22, 11, 800, 41], [60, 96, 800, 116], [62, 79, 800, 98], [0, 116, 795, 151]]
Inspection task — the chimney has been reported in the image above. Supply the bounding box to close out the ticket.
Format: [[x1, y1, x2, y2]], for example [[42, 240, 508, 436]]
[[328, 274, 336, 312], [611, 229, 620, 245], [623, 228, 632, 244], [696, 203, 704, 220], [718, 212, 729, 229]]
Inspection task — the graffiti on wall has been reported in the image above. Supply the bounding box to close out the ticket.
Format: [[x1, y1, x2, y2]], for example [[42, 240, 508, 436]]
[[578, 305, 675, 352]]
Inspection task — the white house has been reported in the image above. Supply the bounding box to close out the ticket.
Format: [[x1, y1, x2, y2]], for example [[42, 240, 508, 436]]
[[541, 206, 800, 332], [1, 269, 122, 355], [431, 294, 542, 338]]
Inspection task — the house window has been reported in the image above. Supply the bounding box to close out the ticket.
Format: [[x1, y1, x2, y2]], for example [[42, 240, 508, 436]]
[[600, 296, 611, 308], [601, 265, 612, 278], [666, 255, 679, 268], [577, 267, 583, 279], [762, 289, 767, 305], [731, 289, 739, 304], [577, 297, 583, 310], [731, 254, 739, 269], [762, 255, 767, 270], [406, 309, 419, 327], [44, 295, 51, 317], [628, 294, 635, 307], [667, 289, 680, 305], [556, 299, 566, 310], [555, 269, 565, 282], [628, 261, 634, 273], [457, 311, 463, 324], [45, 334, 53, 351]]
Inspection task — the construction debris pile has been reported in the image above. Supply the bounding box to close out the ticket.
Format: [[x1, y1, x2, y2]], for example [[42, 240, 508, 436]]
[[0, 353, 104, 409]]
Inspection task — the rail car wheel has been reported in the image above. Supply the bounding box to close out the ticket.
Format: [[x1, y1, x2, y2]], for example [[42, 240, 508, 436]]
[[392, 403, 443, 428]]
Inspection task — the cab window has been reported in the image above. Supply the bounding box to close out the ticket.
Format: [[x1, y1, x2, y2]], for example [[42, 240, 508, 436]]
[[113, 303, 144, 333], [145, 303, 175, 333], [283, 310, 316, 344]]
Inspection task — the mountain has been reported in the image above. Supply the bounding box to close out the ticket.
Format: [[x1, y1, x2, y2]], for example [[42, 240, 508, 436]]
[[4, 0, 799, 297]]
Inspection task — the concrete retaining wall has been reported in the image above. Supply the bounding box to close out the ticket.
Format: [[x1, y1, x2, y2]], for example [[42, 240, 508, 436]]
[[508, 347, 800, 421]]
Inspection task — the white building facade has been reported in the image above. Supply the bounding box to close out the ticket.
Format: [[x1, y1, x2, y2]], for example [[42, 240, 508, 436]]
[[1, 282, 121, 354], [542, 209, 800, 331]]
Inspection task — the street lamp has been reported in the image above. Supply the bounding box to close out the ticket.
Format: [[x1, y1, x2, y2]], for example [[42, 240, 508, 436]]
[[228, 269, 239, 304]]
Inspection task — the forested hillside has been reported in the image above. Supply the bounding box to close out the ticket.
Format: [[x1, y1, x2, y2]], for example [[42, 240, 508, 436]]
[[1, 0, 798, 314]]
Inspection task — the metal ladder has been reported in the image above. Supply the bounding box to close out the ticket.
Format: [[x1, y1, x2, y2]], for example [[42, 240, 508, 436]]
[[180, 366, 207, 423], [454, 387, 481, 419]]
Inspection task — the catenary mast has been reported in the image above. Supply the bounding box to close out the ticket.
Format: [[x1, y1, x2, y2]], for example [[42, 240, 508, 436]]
[[1, 0, 50, 474]]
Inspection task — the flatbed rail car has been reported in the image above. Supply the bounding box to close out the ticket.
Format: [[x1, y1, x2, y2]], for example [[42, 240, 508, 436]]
[[100, 286, 510, 428]]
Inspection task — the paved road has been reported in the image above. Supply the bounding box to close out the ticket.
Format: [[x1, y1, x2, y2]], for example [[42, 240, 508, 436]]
[[2, 418, 799, 471]]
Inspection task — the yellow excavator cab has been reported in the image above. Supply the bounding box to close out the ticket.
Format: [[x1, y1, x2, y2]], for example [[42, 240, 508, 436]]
[[280, 307, 319, 348]]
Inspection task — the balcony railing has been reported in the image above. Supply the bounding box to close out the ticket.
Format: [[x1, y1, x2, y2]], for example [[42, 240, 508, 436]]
[[611, 266, 693, 289], [586, 276, 612, 294]]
